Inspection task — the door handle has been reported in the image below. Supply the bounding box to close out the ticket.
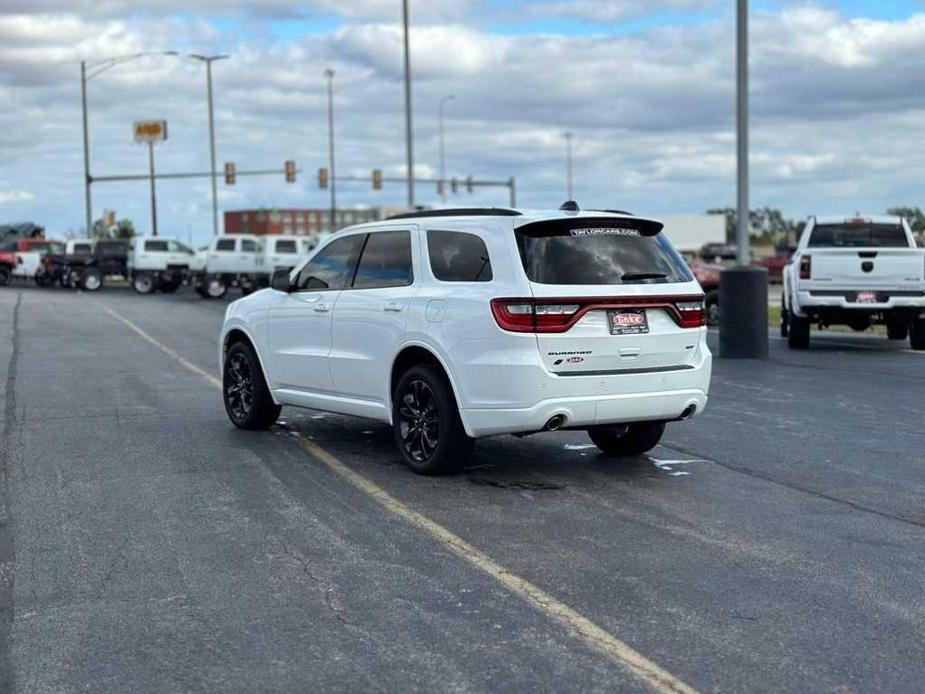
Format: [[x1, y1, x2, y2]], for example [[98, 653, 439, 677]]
[[384, 302, 403, 312], [313, 304, 330, 313]]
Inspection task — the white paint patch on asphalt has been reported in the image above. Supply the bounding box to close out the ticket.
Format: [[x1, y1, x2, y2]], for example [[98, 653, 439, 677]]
[[648, 457, 710, 477], [564, 444, 597, 450]]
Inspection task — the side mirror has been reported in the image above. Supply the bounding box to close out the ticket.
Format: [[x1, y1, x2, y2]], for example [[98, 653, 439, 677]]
[[271, 268, 293, 292]]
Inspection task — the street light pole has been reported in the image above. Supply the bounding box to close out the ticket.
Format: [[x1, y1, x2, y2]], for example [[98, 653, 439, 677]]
[[79, 51, 178, 237], [148, 141, 158, 236], [402, 0, 415, 209], [81, 61, 92, 236], [564, 131, 574, 200], [325, 69, 337, 232], [438, 94, 454, 204], [736, 0, 749, 265], [189, 54, 229, 236]]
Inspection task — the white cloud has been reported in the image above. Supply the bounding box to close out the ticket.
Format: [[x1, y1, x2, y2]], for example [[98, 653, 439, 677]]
[[0, 190, 34, 204], [530, 0, 716, 23]]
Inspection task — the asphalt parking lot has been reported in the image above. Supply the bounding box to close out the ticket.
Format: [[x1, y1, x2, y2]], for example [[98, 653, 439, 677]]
[[1, 285, 923, 693]]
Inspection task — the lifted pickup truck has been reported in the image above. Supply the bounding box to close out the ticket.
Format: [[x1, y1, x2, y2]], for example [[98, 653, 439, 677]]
[[782, 216, 925, 350]]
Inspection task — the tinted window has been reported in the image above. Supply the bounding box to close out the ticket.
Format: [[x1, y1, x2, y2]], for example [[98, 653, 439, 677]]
[[145, 240, 168, 252], [295, 234, 364, 291], [808, 223, 909, 248], [275, 239, 297, 253], [515, 219, 692, 285], [73, 243, 92, 255], [166, 240, 192, 253], [241, 239, 258, 252], [215, 238, 235, 252], [428, 230, 492, 282], [353, 231, 413, 289]]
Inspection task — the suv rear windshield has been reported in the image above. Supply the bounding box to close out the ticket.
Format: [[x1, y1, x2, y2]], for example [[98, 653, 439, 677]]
[[514, 218, 692, 285], [808, 223, 909, 248]]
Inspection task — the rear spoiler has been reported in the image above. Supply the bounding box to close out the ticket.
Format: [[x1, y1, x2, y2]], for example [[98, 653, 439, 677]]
[[514, 217, 663, 238]]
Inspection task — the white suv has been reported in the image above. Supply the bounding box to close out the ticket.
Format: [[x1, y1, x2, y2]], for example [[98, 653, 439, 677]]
[[219, 207, 712, 474]]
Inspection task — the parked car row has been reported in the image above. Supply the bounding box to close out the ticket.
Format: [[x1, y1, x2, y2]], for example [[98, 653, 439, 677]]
[[0, 233, 327, 298]]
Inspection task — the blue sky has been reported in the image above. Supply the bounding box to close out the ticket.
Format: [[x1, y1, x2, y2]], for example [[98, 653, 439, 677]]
[[1, 1, 924, 242]]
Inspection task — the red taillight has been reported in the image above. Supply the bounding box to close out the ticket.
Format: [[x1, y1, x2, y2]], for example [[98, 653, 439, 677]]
[[490, 296, 706, 333], [799, 254, 812, 279]]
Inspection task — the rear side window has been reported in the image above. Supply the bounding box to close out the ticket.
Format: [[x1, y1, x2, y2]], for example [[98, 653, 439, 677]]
[[295, 234, 365, 291], [808, 223, 909, 248], [275, 239, 297, 253], [215, 239, 235, 252], [427, 230, 492, 282], [241, 239, 258, 252], [145, 240, 168, 252], [514, 218, 692, 285], [73, 243, 92, 255], [353, 230, 413, 289]]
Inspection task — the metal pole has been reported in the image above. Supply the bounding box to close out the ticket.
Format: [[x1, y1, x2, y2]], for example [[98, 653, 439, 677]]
[[325, 69, 337, 232], [736, 0, 749, 265], [402, 0, 415, 209], [81, 61, 92, 236], [564, 132, 574, 200], [509, 177, 516, 208], [148, 141, 158, 236], [206, 60, 219, 236], [438, 95, 454, 204]]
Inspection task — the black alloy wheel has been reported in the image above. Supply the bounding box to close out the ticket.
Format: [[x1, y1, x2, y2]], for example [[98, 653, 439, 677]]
[[225, 351, 255, 423], [398, 379, 440, 464]]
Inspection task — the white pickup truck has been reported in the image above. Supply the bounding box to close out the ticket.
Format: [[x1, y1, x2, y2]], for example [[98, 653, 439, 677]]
[[193, 234, 318, 299], [782, 215, 925, 350]]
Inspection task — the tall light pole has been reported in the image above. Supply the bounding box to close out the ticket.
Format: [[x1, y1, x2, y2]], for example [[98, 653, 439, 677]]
[[80, 51, 178, 236], [402, 0, 415, 209], [324, 69, 337, 232], [438, 94, 454, 204], [719, 0, 768, 359], [564, 131, 574, 200], [189, 54, 229, 236]]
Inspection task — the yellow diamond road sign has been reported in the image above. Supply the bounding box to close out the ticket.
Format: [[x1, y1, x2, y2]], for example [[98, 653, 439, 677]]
[[133, 120, 168, 142]]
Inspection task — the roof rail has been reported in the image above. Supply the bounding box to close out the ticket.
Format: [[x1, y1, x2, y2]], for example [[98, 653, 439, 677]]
[[386, 207, 522, 220]]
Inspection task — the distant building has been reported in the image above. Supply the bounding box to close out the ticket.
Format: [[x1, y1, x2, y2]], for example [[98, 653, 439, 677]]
[[224, 208, 386, 236]]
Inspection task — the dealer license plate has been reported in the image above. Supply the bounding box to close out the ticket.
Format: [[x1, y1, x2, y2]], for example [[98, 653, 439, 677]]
[[608, 309, 649, 335]]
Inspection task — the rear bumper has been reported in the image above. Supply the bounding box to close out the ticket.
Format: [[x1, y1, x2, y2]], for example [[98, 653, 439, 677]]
[[458, 348, 712, 437], [794, 290, 925, 315]]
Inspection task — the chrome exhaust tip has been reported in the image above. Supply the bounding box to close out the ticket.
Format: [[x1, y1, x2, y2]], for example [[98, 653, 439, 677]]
[[545, 414, 567, 431], [678, 405, 696, 421]]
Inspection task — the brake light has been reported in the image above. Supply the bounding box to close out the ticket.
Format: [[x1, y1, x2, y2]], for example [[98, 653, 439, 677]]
[[799, 254, 812, 279], [490, 296, 706, 333]]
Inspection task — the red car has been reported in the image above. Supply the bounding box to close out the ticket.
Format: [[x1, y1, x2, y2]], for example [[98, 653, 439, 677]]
[[0, 250, 19, 286], [688, 259, 722, 325]]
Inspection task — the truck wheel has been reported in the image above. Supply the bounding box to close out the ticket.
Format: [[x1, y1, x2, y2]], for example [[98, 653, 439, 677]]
[[887, 322, 908, 341], [787, 314, 810, 349], [780, 298, 789, 338], [0, 266, 11, 287], [910, 321, 925, 351], [223, 341, 281, 430], [704, 290, 720, 326], [588, 421, 665, 456], [393, 364, 474, 475], [80, 267, 103, 292], [203, 276, 227, 299], [133, 274, 155, 295], [35, 269, 54, 288]]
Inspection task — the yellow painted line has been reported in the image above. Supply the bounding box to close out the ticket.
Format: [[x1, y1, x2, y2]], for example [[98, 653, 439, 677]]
[[99, 304, 222, 388], [101, 302, 698, 694]]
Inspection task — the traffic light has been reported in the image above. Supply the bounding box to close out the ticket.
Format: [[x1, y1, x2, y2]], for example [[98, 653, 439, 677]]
[[284, 160, 296, 183], [372, 169, 383, 190], [318, 167, 329, 189], [466, 176, 474, 193], [451, 177, 458, 194], [224, 162, 236, 185]]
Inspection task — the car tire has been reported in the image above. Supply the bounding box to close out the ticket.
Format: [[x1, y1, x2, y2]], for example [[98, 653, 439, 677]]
[[35, 269, 54, 288], [787, 313, 810, 349], [80, 267, 103, 291], [780, 298, 789, 338], [887, 322, 908, 341], [203, 275, 227, 299], [0, 266, 11, 287], [392, 364, 474, 475], [133, 273, 155, 295], [588, 421, 665, 456], [223, 341, 281, 430], [705, 290, 720, 327], [910, 321, 925, 351]]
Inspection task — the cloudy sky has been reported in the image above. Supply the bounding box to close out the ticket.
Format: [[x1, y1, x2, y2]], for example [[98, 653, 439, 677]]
[[1, 0, 923, 243]]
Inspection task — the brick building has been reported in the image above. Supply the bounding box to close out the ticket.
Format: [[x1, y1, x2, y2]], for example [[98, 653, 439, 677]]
[[224, 208, 384, 236]]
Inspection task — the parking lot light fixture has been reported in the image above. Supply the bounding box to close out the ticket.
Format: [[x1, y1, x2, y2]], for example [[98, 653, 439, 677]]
[[189, 54, 230, 236]]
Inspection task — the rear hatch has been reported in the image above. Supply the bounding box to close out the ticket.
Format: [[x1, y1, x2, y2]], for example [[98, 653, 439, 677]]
[[803, 221, 924, 289], [493, 216, 706, 375]]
